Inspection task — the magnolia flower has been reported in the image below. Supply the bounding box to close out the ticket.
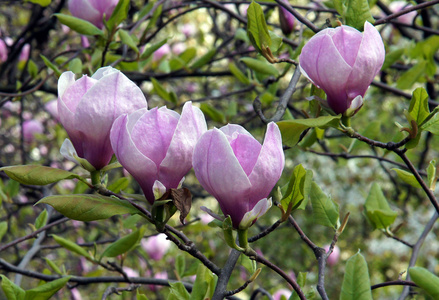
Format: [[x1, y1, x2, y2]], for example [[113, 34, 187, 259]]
[[299, 21, 385, 115], [110, 102, 207, 203], [23, 120, 44, 142], [273, 289, 292, 300], [389, 1, 417, 24], [193, 123, 285, 229], [153, 44, 171, 61], [58, 67, 147, 170], [0, 39, 7, 63], [141, 234, 172, 261], [68, 0, 119, 29]]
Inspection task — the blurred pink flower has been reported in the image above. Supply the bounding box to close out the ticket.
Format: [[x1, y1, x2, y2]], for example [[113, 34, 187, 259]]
[[324, 244, 341, 266], [23, 120, 44, 142], [0, 39, 7, 63], [123, 267, 140, 277], [273, 289, 292, 300], [71, 288, 83, 300], [153, 44, 171, 61], [19, 43, 30, 63], [172, 42, 186, 55], [181, 23, 196, 37], [147, 271, 168, 291], [45, 100, 59, 121], [141, 233, 172, 261], [389, 1, 417, 24]]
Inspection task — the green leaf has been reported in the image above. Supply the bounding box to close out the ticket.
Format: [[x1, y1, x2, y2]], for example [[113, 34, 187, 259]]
[[26, 0, 51, 6], [291, 272, 307, 300], [151, 78, 176, 104], [0, 221, 8, 241], [168, 282, 191, 300], [0, 165, 82, 186], [119, 29, 139, 54], [348, 121, 381, 153], [137, 290, 149, 300], [280, 164, 313, 211], [107, 177, 130, 193], [101, 227, 144, 258], [106, 0, 130, 31], [382, 48, 405, 71], [409, 267, 439, 298], [420, 110, 439, 135], [409, 87, 430, 125], [340, 252, 372, 300], [36, 194, 141, 222], [40, 55, 61, 77], [344, 0, 374, 31], [240, 57, 279, 76], [140, 39, 168, 60], [229, 62, 250, 84], [52, 234, 94, 261], [333, 0, 344, 15], [175, 255, 186, 278], [269, 30, 283, 53], [24, 276, 71, 300], [54, 14, 104, 36], [200, 103, 226, 123], [68, 58, 82, 74], [191, 49, 216, 69], [364, 183, 397, 230], [396, 60, 427, 90], [427, 160, 436, 190], [35, 209, 48, 229], [0, 275, 25, 300], [44, 258, 62, 275], [246, 1, 271, 53], [27, 59, 38, 78], [309, 182, 340, 229], [391, 168, 422, 189], [190, 264, 210, 300], [277, 115, 341, 147]]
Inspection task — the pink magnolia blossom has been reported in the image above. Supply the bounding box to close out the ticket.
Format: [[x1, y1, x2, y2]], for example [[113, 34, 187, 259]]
[[23, 120, 44, 142], [68, 0, 119, 29], [110, 102, 207, 203], [299, 21, 385, 115], [58, 67, 147, 170], [193, 122, 285, 229], [324, 244, 341, 266], [181, 23, 196, 37], [45, 100, 59, 121], [153, 44, 171, 61], [141, 234, 172, 261], [19, 43, 30, 63]]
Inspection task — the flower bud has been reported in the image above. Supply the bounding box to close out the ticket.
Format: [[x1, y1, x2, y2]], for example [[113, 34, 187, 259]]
[[193, 122, 285, 229], [324, 244, 340, 266], [110, 102, 207, 203], [273, 289, 292, 300], [278, 0, 295, 35], [0, 39, 7, 63], [58, 67, 147, 170], [68, 0, 119, 29], [299, 21, 385, 115], [19, 43, 30, 63]]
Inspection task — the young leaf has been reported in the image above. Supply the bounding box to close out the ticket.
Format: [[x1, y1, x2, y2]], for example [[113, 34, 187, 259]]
[[191, 49, 216, 69], [409, 267, 439, 298], [190, 264, 210, 300], [396, 60, 427, 89], [364, 183, 397, 230], [0, 165, 82, 186], [240, 57, 279, 76], [291, 272, 307, 300], [27, 59, 38, 78], [24, 276, 71, 300], [229, 62, 250, 84], [344, 0, 374, 31], [381, 48, 405, 71], [151, 78, 176, 104], [391, 168, 422, 189], [44, 258, 63, 275], [420, 111, 439, 135], [140, 39, 168, 60], [68, 58, 82, 74], [281, 164, 311, 211], [101, 227, 144, 258], [35, 209, 48, 229], [309, 182, 340, 229], [246, 1, 271, 53], [118, 29, 139, 54], [0, 221, 8, 241], [36, 194, 141, 221], [427, 160, 437, 190], [106, 0, 130, 31], [175, 255, 186, 279], [40, 55, 61, 77], [137, 290, 149, 300], [277, 115, 341, 147], [54, 14, 104, 36], [409, 87, 430, 125], [340, 251, 372, 300], [26, 0, 51, 7], [168, 282, 191, 300], [0, 275, 25, 300], [200, 103, 226, 123], [52, 234, 95, 261]]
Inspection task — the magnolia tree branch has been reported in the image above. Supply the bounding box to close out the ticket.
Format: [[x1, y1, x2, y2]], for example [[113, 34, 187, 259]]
[[374, 0, 439, 25], [212, 249, 241, 300]]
